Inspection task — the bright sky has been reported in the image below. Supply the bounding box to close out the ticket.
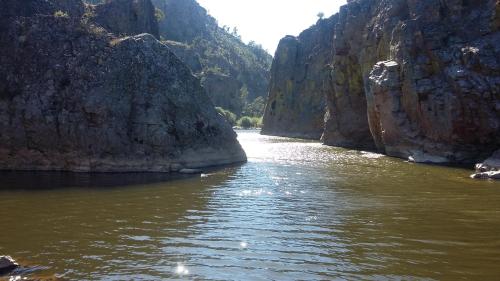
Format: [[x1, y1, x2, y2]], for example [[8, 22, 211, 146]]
[[197, 0, 347, 55]]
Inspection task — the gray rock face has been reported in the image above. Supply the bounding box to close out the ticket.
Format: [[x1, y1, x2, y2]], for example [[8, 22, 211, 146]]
[[152, 0, 211, 43], [322, 3, 378, 150], [89, 0, 159, 39], [0, 0, 246, 172], [264, 0, 500, 164], [201, 72, 244, 114], [364, 0, 500, 163], [262, 17, 335, 139]]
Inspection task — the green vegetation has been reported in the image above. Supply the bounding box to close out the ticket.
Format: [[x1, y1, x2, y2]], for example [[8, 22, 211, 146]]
[[238, 116, 253, 129], [242, 96, 266, 118], [155, 8, 165, 22], [237, 116, 262, 129], [168, 32, 271, 115], [216, 106, 263, 129], [155, 0, 272, 116], [215, 107, 237, 126], [54, 10, 69, 18]]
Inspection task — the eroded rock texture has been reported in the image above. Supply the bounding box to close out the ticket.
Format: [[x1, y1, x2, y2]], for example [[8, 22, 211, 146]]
[[89, 0, 159, 38], [0, 0, 246, 172], [262, 17, 335, 139], [265, 0, 500, 164], [363, 0, 500, 163]]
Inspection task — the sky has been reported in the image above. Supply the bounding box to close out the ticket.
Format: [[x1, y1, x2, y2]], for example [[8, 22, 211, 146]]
[[196, 0, 347, 55]]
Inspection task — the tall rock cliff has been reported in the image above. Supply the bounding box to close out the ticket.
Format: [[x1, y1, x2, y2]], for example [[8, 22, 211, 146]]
[[264, 0, 500, 164], [152, 0, 272, 116], [262, 17, 336, 139], [0, 0, 246, 172]]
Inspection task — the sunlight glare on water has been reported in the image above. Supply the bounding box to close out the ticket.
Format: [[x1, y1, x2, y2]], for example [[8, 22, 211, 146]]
[[0, 130, 499, 280]]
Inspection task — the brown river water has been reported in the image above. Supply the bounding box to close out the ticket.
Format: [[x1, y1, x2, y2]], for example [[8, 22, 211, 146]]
[[0, 130, 499, 280]]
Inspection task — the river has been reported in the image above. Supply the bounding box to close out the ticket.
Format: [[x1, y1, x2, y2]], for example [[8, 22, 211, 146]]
[[0, 130, 499, 280]]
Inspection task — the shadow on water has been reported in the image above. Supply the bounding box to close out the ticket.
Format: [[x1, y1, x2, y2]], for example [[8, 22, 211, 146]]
[[0, 163, 245, 191]]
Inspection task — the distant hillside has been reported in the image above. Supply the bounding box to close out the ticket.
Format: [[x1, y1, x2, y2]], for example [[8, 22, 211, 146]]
[[152, 0, 272, 117]]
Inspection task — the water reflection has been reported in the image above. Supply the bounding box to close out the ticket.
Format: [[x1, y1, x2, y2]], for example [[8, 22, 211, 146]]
[[0, 130, 499, 280], [0, 171, 189, 190]]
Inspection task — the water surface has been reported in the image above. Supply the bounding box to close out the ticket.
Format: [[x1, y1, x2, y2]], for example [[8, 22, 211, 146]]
[[1, 130, 499, 280]]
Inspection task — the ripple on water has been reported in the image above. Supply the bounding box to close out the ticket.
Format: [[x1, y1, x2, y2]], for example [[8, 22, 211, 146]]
[[0, 130, 499, 280]]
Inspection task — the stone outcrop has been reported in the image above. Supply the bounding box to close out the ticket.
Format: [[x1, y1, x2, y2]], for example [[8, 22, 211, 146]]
[[262, 17, 335, 139], [0, 0, 246, 172], [89, 0, 159, 39], [264, 0, 500, 164], [0, 256, 18, 274], [471, 149, 500, 179]]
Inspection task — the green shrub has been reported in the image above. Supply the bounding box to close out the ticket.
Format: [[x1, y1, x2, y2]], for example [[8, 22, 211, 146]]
[[236, 116, 263, 129], [215, 107, 237, 126], [155, 8, 165, 22], [250, 117, 263, 128], [237, 116, 253, 129]]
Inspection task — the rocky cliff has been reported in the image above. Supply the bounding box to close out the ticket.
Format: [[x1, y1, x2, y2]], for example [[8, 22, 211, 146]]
[[262, 17, 336, 139], [264, 0, 500, 164], [0, 0, 246, 172], [152, 0, 272, 116]]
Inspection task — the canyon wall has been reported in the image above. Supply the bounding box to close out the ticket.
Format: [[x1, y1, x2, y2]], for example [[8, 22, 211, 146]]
[[262, 17, 336, 139], [0, 0, 246, 172], [264, 0, 500, 164], [152, 0, 272, 116]]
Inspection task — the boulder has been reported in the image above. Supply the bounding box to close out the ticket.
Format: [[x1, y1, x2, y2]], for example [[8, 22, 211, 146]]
[[481, 150, 500, 170], [471, 150, 500, 180], [0, 256, 19, 274]]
